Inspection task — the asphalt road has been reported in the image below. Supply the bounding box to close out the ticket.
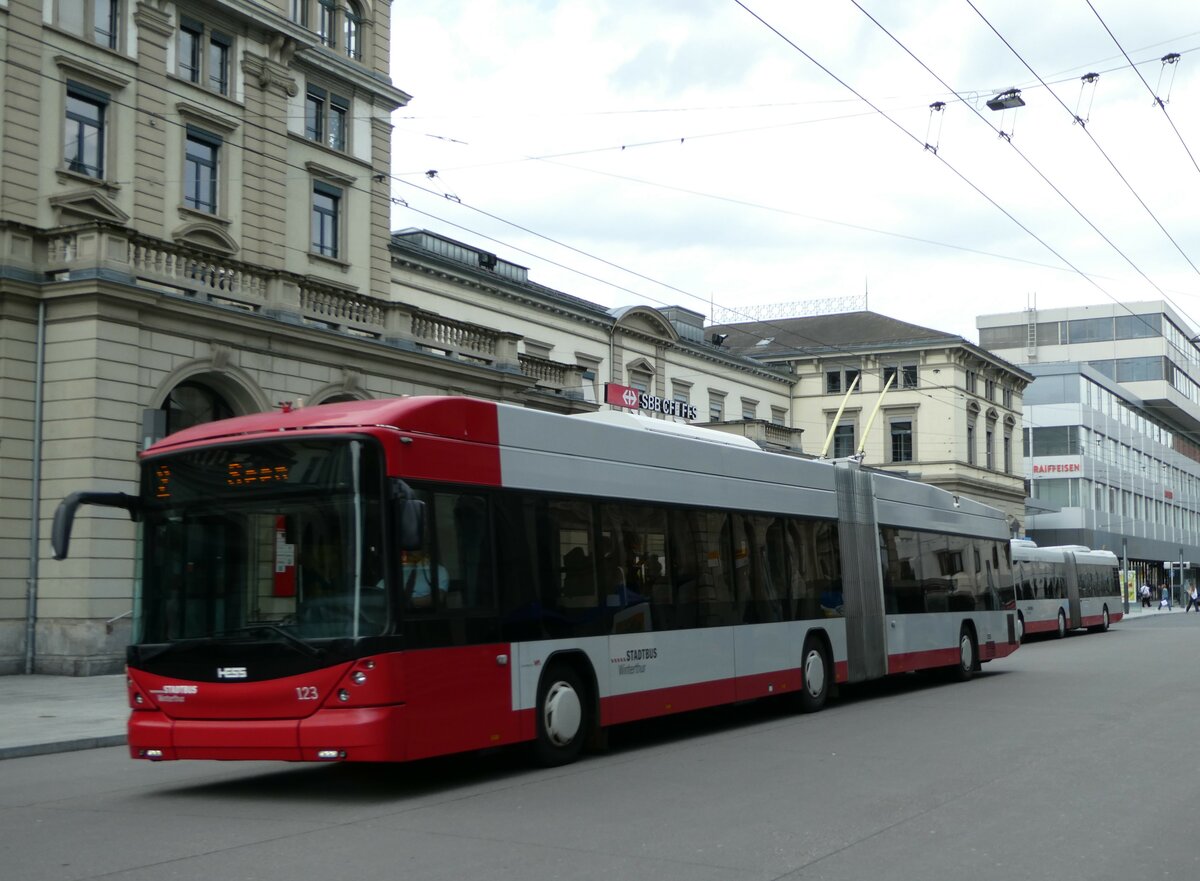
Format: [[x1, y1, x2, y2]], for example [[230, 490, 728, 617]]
[[3, 614, 1198, 881]]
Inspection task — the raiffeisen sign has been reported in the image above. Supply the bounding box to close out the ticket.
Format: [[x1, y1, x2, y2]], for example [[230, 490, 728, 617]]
[[604, 383, 698, 421], [1031, 459, 1082, 476]]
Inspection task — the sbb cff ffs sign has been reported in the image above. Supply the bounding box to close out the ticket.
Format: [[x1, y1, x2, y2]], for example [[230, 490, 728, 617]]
[[605, 383, 698, 421]]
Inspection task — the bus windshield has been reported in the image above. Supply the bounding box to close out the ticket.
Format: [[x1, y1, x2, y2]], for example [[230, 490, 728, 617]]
[[137, 437, 386, 645]]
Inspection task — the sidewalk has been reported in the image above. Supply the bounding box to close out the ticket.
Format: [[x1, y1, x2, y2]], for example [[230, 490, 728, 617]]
[[1122, 602, 1189, 617], [0, 673, 127, 760]]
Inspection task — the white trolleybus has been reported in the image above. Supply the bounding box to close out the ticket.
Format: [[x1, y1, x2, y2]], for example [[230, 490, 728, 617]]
[[53, 396, 1020, 766], [1009, 540, 1122, 640]]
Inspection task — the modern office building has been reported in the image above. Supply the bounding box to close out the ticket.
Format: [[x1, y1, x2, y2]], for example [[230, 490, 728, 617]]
[[978, 300, 1200, 596]]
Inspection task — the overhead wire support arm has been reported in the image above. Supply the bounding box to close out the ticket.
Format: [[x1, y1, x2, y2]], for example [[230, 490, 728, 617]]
[[1074, 73, 1100, 127], [925, 101, 946, 154]]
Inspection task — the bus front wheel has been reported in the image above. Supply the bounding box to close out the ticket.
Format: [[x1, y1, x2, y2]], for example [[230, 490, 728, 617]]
[[534, 663, 590, 767], [797, 637, 829, 713]]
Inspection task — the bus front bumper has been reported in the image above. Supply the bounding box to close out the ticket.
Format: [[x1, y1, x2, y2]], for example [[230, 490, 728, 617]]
[[128, 705, 406, 762]]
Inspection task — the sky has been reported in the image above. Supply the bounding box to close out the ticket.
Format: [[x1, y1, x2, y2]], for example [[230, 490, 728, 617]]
[[387, 1, 1200, 344]]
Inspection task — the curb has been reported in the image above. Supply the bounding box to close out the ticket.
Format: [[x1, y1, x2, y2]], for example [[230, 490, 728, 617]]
[[0, 734, 127, 761]]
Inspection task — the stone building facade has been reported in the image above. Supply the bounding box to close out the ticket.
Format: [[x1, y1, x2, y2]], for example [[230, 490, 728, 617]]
[[0, 2, 800, 674]]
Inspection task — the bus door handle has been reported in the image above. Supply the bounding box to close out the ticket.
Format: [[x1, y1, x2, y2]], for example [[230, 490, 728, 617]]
[[496, 654, 508, 666]]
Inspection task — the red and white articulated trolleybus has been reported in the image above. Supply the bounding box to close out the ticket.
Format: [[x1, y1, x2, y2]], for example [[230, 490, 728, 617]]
[[53, 396, 1020, 766], [1009, 540, 1122, 640]]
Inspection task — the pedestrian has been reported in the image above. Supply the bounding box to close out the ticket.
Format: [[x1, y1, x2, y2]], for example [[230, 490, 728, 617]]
[[1161, 585, 1171, 610], [1140, 582, 1152, 608], [1188, 585, 1199, 613]]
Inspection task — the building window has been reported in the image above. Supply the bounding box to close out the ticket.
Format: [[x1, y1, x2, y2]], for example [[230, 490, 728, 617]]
[[291, 0, 309, 26], [833, 424, 855, 458], [629, 371, 651, 394], [985, 379, 996, 401], [741, 399, 757, 421], [884, 365, 918, 389], [825, 368, 860, 394], [986, 426, 995, 470], [312, 181, 342, 258], [771, 407, 786, 427], [709, 393, 725, 422], [966, 420, 977, 466], [1003, 386, 1014, 409], [64, 83, 107, 179], [966, 370, 977, 395], [671, 382, 691, 407], [59, 1, 119, 50], [345, 2, 363, 59], [178, 18, 232, 96], [179, 21, 201, 83], [318, 0, 337, 47], [94, 0, 118, 49], [306, 86, 350, 152], [209, 34, 231, 94], [1003, 432, 1013, 474], [184, 129, 220, 214], [890, 420, 913, 462]]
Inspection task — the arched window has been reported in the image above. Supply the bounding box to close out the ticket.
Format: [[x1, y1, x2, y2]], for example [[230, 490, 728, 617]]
[[344, 2, 363, 60], [163, 380, 234, 435]]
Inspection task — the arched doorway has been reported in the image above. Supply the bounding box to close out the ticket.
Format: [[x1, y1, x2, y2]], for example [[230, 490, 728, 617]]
[[162, 380, 235, 435]]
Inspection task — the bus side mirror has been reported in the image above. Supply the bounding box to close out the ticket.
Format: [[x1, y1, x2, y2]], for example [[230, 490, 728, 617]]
[[51, 491, 141, 560], [397, 498, 426, 551]]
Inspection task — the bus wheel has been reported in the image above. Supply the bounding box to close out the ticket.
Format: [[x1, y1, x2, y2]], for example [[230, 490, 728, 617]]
[[1101, 607, 1110, 632], [798, 637, 829, 713], [534, 663, 589, 767], [1016, 612, 1025, 644], [952, 626, 977, 682], [1055, 610, 1067, 639]]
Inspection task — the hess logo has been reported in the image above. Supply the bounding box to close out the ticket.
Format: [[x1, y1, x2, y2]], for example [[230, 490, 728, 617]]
[[216, 667, 248, 679]]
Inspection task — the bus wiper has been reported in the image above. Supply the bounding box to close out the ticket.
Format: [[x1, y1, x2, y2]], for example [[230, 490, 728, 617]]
[[220, 624, 324, 658]]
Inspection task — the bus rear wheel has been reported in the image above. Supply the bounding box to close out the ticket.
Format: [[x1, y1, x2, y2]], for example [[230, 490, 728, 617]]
[[797, 637, 829, 713], [1016, 612, 1025, 643], [1055, 609, 1067, 639], [534, 663, 590, 767], [952, 626, 977, 682]]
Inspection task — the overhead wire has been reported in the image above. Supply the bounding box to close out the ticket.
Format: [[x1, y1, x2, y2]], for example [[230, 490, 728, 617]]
[[1084, 0, 1200, 179], [963, 0, 1200, 279], [848, 0, 1188, 330]]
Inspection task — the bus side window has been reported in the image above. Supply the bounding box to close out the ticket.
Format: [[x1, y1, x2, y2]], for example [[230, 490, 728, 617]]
[[446, 492, 494, 609]]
